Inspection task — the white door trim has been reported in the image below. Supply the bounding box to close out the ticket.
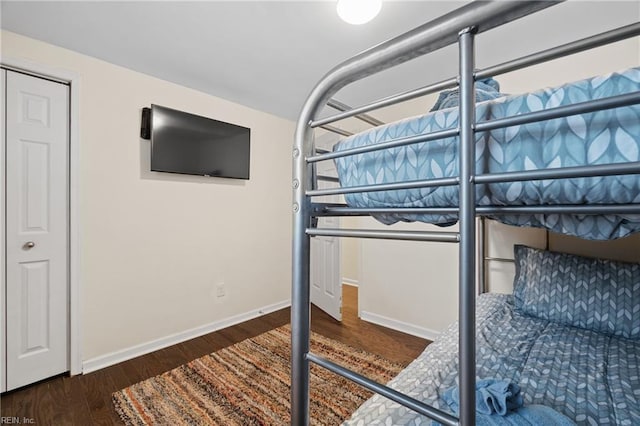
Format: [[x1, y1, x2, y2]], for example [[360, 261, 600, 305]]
[[1, 69, 6, 392], [1, 57, 82, 375]]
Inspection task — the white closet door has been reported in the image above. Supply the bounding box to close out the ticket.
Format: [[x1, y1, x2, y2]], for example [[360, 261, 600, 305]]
[[5, 70, 69, 390]]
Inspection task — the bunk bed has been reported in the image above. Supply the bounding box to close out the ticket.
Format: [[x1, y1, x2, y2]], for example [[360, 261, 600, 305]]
[[291, 1, 640, 425]]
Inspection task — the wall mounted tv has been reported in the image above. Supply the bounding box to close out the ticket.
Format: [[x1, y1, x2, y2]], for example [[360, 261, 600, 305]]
[[142, 104, 251, 179]]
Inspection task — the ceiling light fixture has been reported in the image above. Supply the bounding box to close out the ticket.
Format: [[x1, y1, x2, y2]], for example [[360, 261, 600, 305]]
[[336, 0, 382, 25]]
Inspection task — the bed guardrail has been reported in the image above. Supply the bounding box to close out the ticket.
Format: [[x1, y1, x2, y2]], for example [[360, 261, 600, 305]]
[[309, 90, 640, 167], [316, 124, 353, 137], [313, 203, 640, 217], [326, 98, 385, 127], [307, 228, 460, 242], [307, 353, 459, 426], [311, 21, 640, 129]]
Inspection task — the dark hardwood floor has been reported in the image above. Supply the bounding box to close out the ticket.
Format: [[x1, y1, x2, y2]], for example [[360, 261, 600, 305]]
[[1, 285, 429, 425]]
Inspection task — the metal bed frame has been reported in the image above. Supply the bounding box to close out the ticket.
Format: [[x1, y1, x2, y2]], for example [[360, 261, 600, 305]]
[[291, 1, 640, 425]]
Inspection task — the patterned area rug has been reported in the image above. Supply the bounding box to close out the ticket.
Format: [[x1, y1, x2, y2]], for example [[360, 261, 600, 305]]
[[112, 325, 403, 425]]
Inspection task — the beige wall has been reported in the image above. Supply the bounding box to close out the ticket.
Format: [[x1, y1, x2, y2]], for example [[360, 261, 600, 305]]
[[358, 219, 459, 338], [485, 223, 640, 294], [2, 31, 293, 362]]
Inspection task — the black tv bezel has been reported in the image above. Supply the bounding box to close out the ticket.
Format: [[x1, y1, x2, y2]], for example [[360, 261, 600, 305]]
[[147, 104, 251, 180]]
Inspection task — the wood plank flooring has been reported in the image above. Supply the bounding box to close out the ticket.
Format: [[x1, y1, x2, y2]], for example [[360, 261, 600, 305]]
[[0, 285, 429, 425]]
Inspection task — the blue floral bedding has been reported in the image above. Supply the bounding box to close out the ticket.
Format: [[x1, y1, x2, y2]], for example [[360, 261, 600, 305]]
[[333, 67, 640, 240], [343, 293, 640, 426]]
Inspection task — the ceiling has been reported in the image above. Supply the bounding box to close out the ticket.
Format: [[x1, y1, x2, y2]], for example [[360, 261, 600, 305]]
[[2, 1, 638, 121]]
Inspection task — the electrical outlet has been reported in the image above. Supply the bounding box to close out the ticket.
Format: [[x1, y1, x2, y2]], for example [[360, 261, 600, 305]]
[[216, 282, 226, 298]]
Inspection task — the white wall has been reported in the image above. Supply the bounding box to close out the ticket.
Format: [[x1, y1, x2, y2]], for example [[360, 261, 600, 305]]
[[483, 221, 547, 294], [358, 219, 459, 340], [1, 31, 294, 364], [353, 26, 640, 337]]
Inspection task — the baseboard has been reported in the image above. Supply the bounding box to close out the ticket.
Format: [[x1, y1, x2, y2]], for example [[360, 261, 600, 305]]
[[82, 299, 291, 374], [360, 311, 440, 342], [342, 278, 359, 287]]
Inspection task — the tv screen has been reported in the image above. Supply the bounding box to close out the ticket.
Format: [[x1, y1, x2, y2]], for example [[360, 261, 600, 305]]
[[149, 104, 251, 179]]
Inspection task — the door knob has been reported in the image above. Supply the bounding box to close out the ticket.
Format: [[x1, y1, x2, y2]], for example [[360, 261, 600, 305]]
[[23, 241, 35, 249]]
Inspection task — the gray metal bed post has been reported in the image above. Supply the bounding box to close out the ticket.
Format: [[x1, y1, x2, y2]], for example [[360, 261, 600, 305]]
[[291, 106, 315, 426], [458, 27, 477, 426], [477, 217, 486, 295]]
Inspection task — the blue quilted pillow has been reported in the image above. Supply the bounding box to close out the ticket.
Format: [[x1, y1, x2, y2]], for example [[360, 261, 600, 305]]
[[513, 245, 640, 340]]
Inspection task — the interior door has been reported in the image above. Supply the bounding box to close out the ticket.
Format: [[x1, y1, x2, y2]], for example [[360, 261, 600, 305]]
[[4, 69, 69, 391], [310, 159, 342, 321]]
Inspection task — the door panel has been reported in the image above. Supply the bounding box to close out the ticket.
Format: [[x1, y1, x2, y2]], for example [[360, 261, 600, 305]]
[[20, 260, 51, 356], [22, 140, 51, 232], [5, 70, 69, 391], [310, 160, 342, 321]]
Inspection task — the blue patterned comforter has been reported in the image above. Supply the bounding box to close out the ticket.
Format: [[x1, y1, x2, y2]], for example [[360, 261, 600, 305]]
[[334, 67, 640, 240], [343, 293, 640, 426]]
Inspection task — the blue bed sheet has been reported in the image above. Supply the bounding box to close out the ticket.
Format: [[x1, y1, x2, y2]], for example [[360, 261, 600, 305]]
[[343, 293, 640, 426], [334, 67, 640, 240]]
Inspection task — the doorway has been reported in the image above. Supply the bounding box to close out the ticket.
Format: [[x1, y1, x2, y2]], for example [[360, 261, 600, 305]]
[[2, 68, 71, 391]]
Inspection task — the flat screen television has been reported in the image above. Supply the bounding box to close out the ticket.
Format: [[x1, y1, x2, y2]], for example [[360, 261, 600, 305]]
[[144, 104, 251, 179]]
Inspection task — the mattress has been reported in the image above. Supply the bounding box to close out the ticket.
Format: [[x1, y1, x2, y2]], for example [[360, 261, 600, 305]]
[[333, 67, 640, 240], [342, 293, 640, 426]]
